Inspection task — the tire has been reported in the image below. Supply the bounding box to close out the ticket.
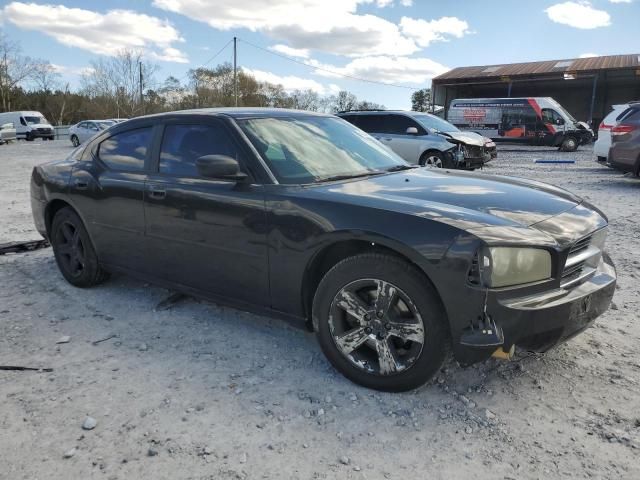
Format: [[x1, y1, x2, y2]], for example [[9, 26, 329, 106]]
[[596, 156, 607, 163], [313, 253, 450, 392], [419, 150, 447, 168], [560, 136, 578, 152], [51, 207, 109, 287], [70, 135, 80, 147], [25, 132, 33, 142]]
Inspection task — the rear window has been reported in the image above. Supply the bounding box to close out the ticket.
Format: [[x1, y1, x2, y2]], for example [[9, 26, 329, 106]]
[[616, 108, 633, 122], [98, 127, 152, 171]]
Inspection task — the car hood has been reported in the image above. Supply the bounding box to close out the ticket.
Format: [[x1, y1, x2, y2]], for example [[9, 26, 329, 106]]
[[439, 130, 487, 147], [306, 168, 584, 231]]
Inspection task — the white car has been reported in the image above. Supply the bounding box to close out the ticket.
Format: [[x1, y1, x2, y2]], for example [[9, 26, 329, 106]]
[[594, 104, 631, 162], [0, 122, 17, 144], [69, 120, 115, 147]]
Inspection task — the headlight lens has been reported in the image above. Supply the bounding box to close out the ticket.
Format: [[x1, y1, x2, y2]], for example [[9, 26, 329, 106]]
[[482, 247, 552, 287]]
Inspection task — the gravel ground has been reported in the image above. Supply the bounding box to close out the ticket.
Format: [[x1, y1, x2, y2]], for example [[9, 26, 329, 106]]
[[1, 139, 639, 480]]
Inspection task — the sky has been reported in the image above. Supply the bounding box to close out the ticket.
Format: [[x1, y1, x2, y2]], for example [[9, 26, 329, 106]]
[[0, 0, 638, 109]]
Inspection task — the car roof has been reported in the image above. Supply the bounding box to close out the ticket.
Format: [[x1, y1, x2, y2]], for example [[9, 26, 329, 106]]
[[337, 110, 439, 119], [133, 108, 331, 121]]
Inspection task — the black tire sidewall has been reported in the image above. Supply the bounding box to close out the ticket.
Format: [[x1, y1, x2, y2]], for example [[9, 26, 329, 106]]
[[562, 136, 578, 152], [51, 208, 104, 287], [313, 254, 449, 392]]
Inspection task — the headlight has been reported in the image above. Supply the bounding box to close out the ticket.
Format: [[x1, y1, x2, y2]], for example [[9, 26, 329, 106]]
[[481, 247, 551, 287]]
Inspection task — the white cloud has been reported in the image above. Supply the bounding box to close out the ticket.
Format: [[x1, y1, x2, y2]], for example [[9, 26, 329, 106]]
[[400, 0, 413, 5], [0, 2, 188, 62], [153, 0, 470, 57], [310, 56, 449, 84], [375, 0, 394, 7], [270, 44, 310, 58], [579, 52, 600, 58], [50, 64, 95, 76], [242, 67, 337, 94], [609, 0, 632, 3], [545, 2, 611, 29], [400, 16, 471, 47]]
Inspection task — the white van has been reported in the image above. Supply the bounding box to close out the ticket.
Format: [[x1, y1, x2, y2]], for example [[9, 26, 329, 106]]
[[448, 97, 593, 152], [0, 111, 55, 141]]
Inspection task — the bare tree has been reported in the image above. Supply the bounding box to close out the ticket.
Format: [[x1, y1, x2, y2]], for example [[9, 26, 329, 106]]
[[29, 61, 62, 93], [0, 34, 39, 110], [81, 50, 158, 118], [289, 89, 320, 111]]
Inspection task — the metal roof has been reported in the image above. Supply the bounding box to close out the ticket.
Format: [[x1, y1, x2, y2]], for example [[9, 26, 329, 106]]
[[434, 54, 640, 81]]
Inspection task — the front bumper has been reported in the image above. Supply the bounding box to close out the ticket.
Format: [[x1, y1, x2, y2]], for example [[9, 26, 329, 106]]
[[454, 253, 616, 364]]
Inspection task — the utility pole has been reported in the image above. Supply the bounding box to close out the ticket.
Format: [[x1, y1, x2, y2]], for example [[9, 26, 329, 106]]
[[233, 36, 238, 107], [139, 61, 144, 114]]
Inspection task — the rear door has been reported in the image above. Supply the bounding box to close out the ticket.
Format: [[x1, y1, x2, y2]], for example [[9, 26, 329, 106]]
[[68, 125, 154, 272], [143, 117, 269, 306]]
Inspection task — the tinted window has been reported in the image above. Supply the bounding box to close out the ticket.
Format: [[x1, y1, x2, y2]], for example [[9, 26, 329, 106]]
[[385, 114, 420, 134], [98, 127, 152, 171], [542, 109, 563, 124], [615, 108, 632, 121], [623, 108, 640, 122], [159, 123, 240, 177], [354, 115, 386, 133]]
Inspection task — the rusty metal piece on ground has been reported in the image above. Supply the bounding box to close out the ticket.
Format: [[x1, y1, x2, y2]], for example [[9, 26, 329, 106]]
[[155, 292, 189, 311], [0, 239, 50, 256], [0, 366, 53, 372]]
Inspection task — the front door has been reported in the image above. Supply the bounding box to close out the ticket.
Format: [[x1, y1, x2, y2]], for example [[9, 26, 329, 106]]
[[144, 119, 269, 306]]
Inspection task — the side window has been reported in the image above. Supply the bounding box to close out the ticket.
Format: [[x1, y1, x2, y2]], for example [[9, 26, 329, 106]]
[[98, 127, 152, 171], [159, 123, 240, 177], [20, 117, 27, 126], [542, 109, 563, 125], [77, 122, 86, 129], [356, 115, 385, 133], [339, 115, 358, 127], [384, 115, 424, 135]]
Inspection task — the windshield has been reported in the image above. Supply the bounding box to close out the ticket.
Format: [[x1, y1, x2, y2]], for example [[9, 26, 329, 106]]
[[24, 115, 49, 125], [238, 116, 407, 184], [411, 113, 460, 133]]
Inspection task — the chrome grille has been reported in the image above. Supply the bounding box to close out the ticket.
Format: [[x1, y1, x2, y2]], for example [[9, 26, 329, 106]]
[[560, 228, 606, 288]]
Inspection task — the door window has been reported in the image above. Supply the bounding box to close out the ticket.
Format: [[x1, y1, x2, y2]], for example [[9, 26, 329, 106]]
[[384, 115, 425, 135], [542, 109, 564, 125], [159, 123, 240, 177], [98, 127, 152, 171]]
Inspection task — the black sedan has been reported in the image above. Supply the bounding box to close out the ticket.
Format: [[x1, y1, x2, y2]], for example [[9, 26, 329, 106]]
[[30, 108, 617, 391]]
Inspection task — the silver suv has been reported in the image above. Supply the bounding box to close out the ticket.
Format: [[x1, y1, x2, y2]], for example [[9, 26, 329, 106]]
[[338, 110, 496, 170]]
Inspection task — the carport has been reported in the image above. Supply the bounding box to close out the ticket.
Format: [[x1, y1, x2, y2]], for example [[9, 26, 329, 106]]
[[432, 54, 640, 127]]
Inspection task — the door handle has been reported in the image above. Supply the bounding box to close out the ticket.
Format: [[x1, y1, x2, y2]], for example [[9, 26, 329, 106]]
[[74, 179, 88, 190], [148, 188, 166, 200]]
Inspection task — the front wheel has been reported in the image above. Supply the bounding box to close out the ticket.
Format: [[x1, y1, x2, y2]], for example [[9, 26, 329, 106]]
[[51, 207, 109, 287], [419, 151, 446, 168], [560, 136, 578, 152], [313, 253, 450, 391]]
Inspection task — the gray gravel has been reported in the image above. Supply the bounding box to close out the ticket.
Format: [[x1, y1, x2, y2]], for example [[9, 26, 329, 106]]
[[1, 139, 639, 479]]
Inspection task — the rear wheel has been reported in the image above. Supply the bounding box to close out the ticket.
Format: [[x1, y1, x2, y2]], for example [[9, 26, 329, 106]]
[[313, 253, 449, 391], [560, 136, 578, 152], [51, 207, 109, 287], [70, 135, 80, 147]]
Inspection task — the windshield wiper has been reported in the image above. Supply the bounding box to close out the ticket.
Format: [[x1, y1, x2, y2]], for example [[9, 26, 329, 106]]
[[316, 171, 385, 183], [385, 164, 417, 172]]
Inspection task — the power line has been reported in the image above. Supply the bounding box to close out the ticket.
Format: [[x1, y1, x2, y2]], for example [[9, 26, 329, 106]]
[[237, 37, 420, 91], [177, 39, 233, 83]]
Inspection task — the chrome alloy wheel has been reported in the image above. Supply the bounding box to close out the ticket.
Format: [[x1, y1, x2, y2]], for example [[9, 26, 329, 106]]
[[328, 279, 425, 375], [424, 155, 443, 168]]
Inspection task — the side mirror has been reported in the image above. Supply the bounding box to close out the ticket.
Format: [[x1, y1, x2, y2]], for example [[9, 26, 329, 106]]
[[196, 155, 248, 182], [556, 118, 564, 125], [406, 126, 419, 135]]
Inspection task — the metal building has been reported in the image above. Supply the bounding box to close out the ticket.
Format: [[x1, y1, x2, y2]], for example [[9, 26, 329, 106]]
[[432, 54, 640, 126]]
